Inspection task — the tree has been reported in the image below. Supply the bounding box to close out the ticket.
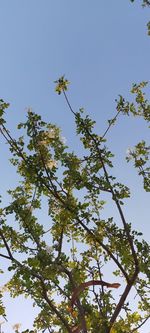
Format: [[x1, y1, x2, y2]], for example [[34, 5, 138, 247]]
[[0, 76, 149, 333]]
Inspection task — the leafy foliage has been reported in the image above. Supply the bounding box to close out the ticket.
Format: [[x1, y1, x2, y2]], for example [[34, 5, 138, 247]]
[[0, 78, 149, 333], [117, 82, 150, 191]]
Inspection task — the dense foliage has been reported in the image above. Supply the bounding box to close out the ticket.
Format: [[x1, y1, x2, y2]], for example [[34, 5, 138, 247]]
[[0, 77, 150, 333]]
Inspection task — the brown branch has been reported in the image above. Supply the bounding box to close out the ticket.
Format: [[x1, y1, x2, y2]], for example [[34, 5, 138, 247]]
[[108, 270, 138, 332], [59, 266, 88, 333], [71, 280, 120, 311]]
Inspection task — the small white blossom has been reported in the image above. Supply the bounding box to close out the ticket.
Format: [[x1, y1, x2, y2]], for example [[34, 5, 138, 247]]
[[45, 245, 53, 254], [126, 147, 133, 155], [60, 136, 67, 144], [12, 323, 21, 331], [45, 159, 57, 169], [46, 129, 56, 139]]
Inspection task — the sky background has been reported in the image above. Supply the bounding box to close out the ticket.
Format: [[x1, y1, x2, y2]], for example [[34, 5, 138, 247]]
[[0, 1, 150, 332]]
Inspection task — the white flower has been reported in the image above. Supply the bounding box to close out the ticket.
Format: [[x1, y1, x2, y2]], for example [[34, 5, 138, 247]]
[[45, 245, 53, 254], [126, 147, 134, 155], [60, 136, 67, 144], [45, 159, 57, 169], [37, 130, 56, 147], [46, 129, 56, 139], [12, 323, 21, 331]]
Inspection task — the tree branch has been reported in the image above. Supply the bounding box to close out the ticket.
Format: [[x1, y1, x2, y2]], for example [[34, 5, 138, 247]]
[[131, 315, 150, 333], [59, 265, 88, 333]]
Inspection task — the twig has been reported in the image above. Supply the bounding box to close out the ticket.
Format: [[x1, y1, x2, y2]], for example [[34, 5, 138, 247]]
[[102, 110, 121, 139], [131, 315, 150, 332]]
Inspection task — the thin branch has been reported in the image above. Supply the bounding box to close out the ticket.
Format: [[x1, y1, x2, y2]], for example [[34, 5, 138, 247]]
[[108, 270, 138, 332], [41, 283, 72, 333], [131, 315, 150, 333], [42, 228, 51, 234], [56, 227, 64, 262], [63, 91, 76, 116], [95, 251, 106, 314], [102, 110, 121, 139], [59, 265, 88, 333], [0, 253, 11, 260], [54, 281, 70, 300], [0, 125, 26, 162], [0, 229, 14, 260], [14, 202, 42, 251]]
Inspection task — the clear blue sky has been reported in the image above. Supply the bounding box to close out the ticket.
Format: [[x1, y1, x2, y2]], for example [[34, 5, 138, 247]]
[[0, 1, 150, 332]]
